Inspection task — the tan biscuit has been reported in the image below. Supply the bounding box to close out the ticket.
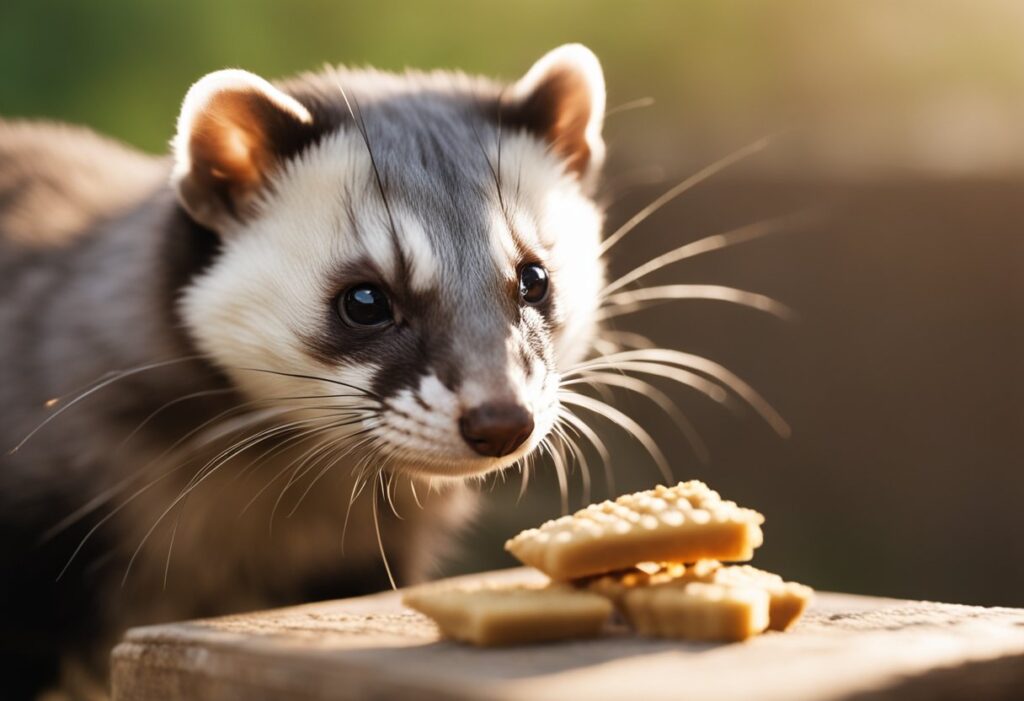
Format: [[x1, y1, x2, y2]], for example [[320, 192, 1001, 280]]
[[621, 581, 770, 642], [505, 481, 764, 580], [683, 562, 814, 631], [587, 561, 813, 632], [584, 563, 686, 608], [402, 583, 613, 647]]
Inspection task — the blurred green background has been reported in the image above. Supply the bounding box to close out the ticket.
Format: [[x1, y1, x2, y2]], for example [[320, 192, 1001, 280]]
[[3, 1, 1022, 606]]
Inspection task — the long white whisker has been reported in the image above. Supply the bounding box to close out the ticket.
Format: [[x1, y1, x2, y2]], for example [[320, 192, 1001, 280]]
[[55, 462, 184, 581], [559, 390, 673, 484], [409, 478, 423, 510], [564, 361, 728, 404], [123, 415, 359, 586], [239, 421, 370, 517], [599, 136, 771, 255], [601, 211, 813, 296], [115, 388, 237, 454], [289, 432, 377, 519], [269, 430, 354, 531], [544, 437, 570, 515], [340, 444, 379, 556], [570, 371, 710, 465], [373, 471, 397, 590], [591, 337, 622, 357], [555, 422, 590, 505], [604, 96, 655, 117], [558, 408, 614, 495], [517, 451, 532, 503], [11, 355, 207, 453], [598, 284, 796, 322], [384, 470, 402, 521], [599, 329, 656, 350], [575, 349, 789, 437]]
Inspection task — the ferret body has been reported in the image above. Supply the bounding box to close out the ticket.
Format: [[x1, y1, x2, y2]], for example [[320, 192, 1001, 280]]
[[0, 46, 607, 698]]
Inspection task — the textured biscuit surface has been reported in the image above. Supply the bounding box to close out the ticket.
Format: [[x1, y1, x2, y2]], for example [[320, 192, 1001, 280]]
[[505, 481, 764, 580], [587, 561, 813, 632], [402, 584, 612, 647], [621, 581, 770, 642], [685, 562, 814, 631]]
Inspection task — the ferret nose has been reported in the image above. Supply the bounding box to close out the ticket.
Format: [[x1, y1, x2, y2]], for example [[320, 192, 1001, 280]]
[[459, 403, 534, 457]]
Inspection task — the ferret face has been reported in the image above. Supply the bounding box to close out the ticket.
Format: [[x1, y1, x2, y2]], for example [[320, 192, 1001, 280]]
[[175, 46, 607, 479]]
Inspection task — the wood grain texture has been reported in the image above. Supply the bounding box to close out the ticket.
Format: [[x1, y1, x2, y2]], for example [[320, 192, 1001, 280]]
[[111, 568, 1024, 701]]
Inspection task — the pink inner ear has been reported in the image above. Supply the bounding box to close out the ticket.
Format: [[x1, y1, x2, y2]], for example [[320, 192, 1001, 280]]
[[182, 90, 283, 224], [193, 91, 274, 186], [512, 67, 596, 176]]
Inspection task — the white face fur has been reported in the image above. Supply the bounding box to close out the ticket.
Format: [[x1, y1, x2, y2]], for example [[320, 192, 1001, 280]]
[[175, 45, 606, 480]]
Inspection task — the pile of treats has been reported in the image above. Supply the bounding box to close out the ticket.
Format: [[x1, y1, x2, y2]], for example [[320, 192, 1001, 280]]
[[403, 481, 813, 646]]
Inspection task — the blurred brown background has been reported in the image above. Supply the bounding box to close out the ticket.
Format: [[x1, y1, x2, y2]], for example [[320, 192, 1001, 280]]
[[2, 0, 1022, 605]]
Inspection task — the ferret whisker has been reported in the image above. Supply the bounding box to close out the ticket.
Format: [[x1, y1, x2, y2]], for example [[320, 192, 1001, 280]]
[[282, 423, 381, 522], [174, 407, 378, 523], [408, 479, 423, 510], [567, 371, 710, 466], [590, 337, 621, 358], [598, 136, 772, 255], [43, 400, 279, 545], [564, 360, 728, 404], [604, 96, 655, 117], [185, 416, 334, 502], [597, 284, 797, 322], [239, 421, 373, 518], [234, 412, 360, 484], [554, 422, 591, 506], [601, 211, 814, 297], [233, 366, 383, 402], [182, 405, 317, 453], [540, 435, 569, 515], [11, 355, 209, 453], [558, 389, 673, 484], [122, 414, 360, 587], [516, 451, 532, 503], [48, 354, 206, 407], [115, 388, 238, 455], [340, 445, 377, 557], [55, 462, 184, 581], [290, 432, 378, 519], [573, 349, 789, 436], [384, 470, 402, 521], [271, 427, 369, 524], [268, 430, 353, 533], [601, 164, 667, 205], [597, 329, 657, 350], [162, 412, 320, 582], [558, 407, 614, 495], [372, 471, 397, 590]]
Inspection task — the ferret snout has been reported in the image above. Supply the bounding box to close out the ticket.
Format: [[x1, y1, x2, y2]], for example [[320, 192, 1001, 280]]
[[458, 402, 534, 457]]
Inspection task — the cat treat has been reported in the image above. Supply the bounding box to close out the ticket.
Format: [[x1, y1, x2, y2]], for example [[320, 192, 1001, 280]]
[[587, 560, 813, 632], [407, 481, 810, 647], [402, 583, 612, 646], [504, 481, 765, 581], [620, 580, 771, 642]]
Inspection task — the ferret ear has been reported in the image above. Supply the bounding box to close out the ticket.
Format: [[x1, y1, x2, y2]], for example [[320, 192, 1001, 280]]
[[505, 44, 606, 183], [171, 69, 318, 233]]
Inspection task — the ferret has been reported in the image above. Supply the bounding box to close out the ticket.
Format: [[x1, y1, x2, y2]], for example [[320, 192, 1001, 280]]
[[0, 44, 608, 698]]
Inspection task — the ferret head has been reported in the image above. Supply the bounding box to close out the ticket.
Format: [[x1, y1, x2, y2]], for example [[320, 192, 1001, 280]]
[[173, 45, 606, 479]]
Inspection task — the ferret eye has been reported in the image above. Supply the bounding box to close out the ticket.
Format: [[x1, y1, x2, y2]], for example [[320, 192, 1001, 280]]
[[518, 264, 549, 305], [338, 284, 392, 327]]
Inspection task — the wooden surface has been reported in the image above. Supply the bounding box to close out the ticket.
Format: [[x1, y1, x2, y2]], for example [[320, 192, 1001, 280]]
[[111, 568, 1024, 701]]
